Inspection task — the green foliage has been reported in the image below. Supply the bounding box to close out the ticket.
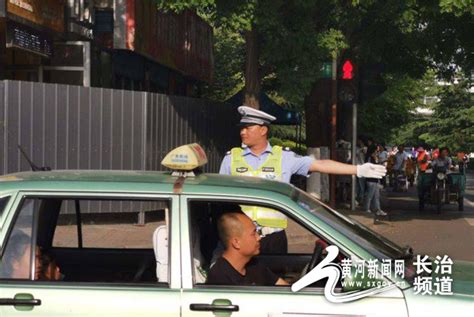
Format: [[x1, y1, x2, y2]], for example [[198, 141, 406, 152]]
[[359, 74, 430, 143], [269, 137, 283, 146], [201, 27, 245, 101], [268, 137, 307, 155], [439, 0, 474, 15], [155, 0, 348, 107], [391, 118, 432, 147], [418, 81, 474, 152], [257, 1, 348, 105], [392, 77, 474, 154], [155, 0, 474, 152], [419, 1, 474, 80]]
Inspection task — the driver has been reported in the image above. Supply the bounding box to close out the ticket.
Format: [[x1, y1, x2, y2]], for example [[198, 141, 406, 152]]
[[206, 211, 289, 286], [431, 147, 453, 172]]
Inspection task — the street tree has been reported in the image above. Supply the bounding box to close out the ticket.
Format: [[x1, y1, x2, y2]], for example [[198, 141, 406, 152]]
[[155, 0, 473, 153], [419, 80, 474, 153], [155, 0, 346, 109]]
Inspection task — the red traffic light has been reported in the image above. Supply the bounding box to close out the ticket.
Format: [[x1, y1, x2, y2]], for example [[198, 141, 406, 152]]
[[342, 60, 354, 80]]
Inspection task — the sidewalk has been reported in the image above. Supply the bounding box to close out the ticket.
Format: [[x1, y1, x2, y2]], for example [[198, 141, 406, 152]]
[[341, 171, 474, 261]]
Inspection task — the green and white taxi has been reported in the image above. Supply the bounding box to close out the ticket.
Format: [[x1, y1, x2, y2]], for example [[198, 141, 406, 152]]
[[0, 144, 472, 316]]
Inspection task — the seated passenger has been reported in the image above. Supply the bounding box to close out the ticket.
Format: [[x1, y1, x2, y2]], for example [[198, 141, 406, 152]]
[[0, 231, 32, 279], [34, 247, 63, 281], [40, 252, 63, 281], [206, 211, 288, 286]]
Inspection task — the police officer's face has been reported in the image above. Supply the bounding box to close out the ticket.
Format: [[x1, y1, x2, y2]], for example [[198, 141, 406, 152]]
[[240, 125, 267, 146], [236, 214, 261, 257]]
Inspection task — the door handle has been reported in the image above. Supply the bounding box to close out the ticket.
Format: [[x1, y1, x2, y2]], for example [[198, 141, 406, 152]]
[[190, 303, 239, 312], [190, 298, 239, 312], [0, 298, 41, 306], [0, 293, 42, 307]]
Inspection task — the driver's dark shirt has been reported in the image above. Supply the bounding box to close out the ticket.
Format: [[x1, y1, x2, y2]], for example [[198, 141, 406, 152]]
[[206, 257, 279, 286]]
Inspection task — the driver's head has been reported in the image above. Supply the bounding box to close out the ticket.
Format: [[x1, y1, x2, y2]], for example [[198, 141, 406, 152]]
[[218, 212, 261, 257], [440, 147, 449, 158]]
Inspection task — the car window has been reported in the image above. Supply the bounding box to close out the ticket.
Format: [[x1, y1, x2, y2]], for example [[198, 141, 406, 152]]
[[0, 198, 36, 280], [1, 196, 171, 285], [187, 200, 346, 287], [53, 199, 168, 249]]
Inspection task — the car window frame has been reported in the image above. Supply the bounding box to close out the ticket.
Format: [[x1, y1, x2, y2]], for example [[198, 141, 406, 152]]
[[0, 191, 18, 232], [0, 195, 11, 219], [180, 194, 361, 292], [0, 190, 181, 289]]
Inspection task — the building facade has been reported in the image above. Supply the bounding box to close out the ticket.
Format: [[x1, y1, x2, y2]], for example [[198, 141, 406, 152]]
[[0, 0, 213, 97]]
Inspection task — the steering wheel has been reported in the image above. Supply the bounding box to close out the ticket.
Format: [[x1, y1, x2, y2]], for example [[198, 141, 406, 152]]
[[299, 240, 326, 279], [308, 242, 324, 271]]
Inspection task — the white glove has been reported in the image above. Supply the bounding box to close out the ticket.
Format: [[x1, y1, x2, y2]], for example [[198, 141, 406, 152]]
[[357, 163, 386, 178]]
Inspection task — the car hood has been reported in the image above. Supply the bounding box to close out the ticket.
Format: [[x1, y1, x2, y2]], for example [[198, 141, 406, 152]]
[[450, 260, 474, 296]]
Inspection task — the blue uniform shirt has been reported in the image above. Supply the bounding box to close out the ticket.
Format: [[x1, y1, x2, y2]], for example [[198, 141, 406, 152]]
[[219, 143, 314, 183]]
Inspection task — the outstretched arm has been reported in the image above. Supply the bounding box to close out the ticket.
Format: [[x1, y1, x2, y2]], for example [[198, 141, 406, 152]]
[[309, 159, 357, 175], [309, 159, 386, 178]]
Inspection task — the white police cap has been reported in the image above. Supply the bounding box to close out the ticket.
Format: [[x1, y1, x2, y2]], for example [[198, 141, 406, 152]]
[[237, 106, 276, 127]]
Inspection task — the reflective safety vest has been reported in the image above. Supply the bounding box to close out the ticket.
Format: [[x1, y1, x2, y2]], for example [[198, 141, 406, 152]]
[[417, 151, 430, 172], [230, 146, 287, 229]]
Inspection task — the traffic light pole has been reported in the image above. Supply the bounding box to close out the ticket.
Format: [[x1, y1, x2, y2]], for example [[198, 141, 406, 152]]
[[330, 58, 337, 208], [351, 102, 357, 211]]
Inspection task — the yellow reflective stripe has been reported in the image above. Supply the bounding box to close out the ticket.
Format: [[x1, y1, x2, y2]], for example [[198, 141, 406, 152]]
[[241, 206, 288, 229]]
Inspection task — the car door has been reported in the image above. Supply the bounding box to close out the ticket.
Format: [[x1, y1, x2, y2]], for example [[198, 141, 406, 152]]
[[0, 192, 182, 317], [179, 195, 408, 317]]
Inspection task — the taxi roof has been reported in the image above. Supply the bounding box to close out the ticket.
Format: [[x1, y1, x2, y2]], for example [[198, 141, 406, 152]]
[[0, 170, 295, 197]]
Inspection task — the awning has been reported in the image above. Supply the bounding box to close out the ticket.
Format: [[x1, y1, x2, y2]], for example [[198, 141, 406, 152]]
[[225, 90, 301, 125]]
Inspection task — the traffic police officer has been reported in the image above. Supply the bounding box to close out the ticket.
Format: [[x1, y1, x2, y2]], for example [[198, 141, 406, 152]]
[[220, 106, 386, 254]]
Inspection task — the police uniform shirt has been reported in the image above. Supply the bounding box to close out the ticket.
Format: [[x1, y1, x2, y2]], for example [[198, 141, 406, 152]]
[[219, 143, 314, 183]]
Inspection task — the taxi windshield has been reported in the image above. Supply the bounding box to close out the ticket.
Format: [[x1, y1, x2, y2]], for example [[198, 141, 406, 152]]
[[293, 189, 411, 262], [294, 189, 417, 284]]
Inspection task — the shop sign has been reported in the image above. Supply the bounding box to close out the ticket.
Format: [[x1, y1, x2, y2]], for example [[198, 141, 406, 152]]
[[6, 20, 53, 57]]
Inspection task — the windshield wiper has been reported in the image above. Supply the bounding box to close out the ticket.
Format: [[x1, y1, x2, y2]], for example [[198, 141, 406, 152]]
[[399, 246, 414, 260]]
